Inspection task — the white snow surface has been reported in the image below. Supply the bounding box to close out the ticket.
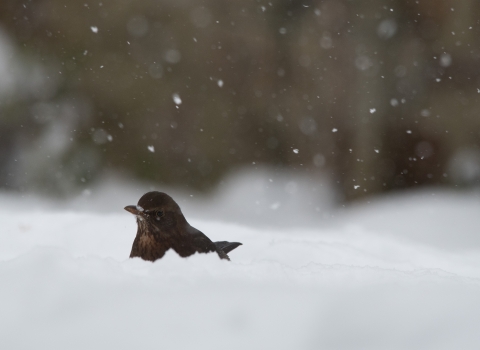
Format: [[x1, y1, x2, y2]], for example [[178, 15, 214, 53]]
[[1, 174, 480, 349]]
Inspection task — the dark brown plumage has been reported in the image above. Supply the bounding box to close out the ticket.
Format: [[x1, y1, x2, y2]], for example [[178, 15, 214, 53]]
[[124, 191, 242, 261]]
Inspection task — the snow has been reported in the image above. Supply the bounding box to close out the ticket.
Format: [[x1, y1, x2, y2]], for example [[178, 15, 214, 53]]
[[172, 93, 182, 105], [1, 173, 480, 349]]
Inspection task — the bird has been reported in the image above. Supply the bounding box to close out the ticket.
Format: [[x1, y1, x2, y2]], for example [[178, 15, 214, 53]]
[[124, 191, 242, 262]]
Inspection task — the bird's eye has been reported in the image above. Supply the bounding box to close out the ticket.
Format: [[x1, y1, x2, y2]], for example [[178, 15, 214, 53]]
[[155, 210, 164, 218]]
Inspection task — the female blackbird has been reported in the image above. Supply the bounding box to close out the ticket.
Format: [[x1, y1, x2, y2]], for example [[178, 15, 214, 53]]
[[124, 191, 242, 261]]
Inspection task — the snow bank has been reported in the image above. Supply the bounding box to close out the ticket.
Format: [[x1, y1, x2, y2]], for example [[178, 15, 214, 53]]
[[1, 182, 480, 349]]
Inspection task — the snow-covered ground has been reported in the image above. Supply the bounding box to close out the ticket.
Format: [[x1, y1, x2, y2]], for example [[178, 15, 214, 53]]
[[1, 172, 480, 349]]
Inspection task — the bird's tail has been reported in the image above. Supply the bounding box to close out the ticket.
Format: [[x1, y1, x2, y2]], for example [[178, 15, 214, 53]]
[[214, 241, 242, 254]]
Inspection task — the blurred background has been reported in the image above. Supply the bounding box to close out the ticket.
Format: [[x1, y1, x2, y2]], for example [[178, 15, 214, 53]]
[[1, 0, 480, 203]]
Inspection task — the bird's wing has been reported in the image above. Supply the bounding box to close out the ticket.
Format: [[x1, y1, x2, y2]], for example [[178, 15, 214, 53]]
[[184, 225, 235, 260], [185, 225, 217, 254]]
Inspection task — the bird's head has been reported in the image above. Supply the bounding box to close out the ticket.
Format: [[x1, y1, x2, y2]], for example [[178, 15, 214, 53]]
[[124, 191, 184, 234]]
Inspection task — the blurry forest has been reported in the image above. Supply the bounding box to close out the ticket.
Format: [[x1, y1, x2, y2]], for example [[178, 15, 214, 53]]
[[1, 0, 480, 200]]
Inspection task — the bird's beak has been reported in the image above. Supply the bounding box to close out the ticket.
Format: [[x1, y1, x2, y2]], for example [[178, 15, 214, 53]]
[[124, 205, 142, 216]]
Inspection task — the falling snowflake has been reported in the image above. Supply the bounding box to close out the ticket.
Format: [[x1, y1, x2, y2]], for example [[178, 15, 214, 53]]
[[172, 93, 182, 105], [270, 202, 281, 210], [332, 128, 338, 132], [370, 108, 376, 114], [293, 149, 299, 154], [90, 26, 98, 33], [147, 145, 155, 153]]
